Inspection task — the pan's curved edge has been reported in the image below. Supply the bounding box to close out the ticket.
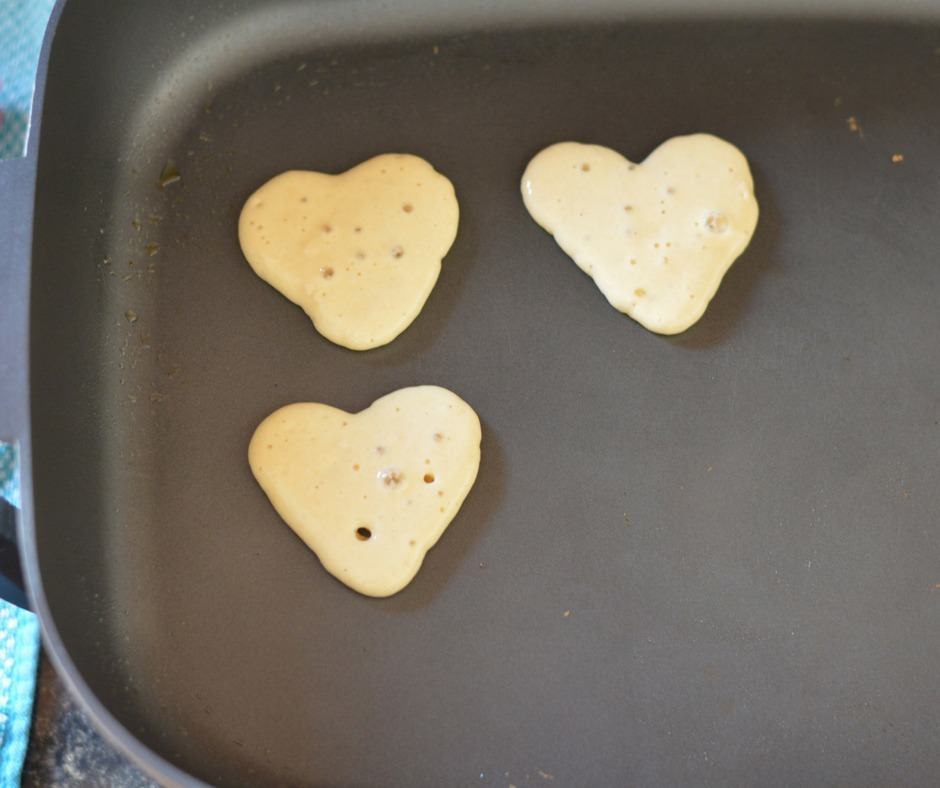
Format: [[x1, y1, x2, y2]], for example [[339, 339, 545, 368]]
[[18, 1, 208, 786]]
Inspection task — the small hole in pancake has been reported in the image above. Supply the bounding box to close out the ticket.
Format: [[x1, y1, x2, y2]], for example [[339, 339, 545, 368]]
[[403, 203, 413, 213], [424, 473, 435, 484], [624, 205, 633, 212], [355, 526, 372, 541], [634, 288, 646, 298], [320, 266, 334, 279], [433, 433, 443, 442], [353, 464, 360, 471], [300, 196, 308, 203], [322, 224, 333, 233], [581, 163, 590, 172], [391, 245, 404, 258], [354, 226, 362, 233]]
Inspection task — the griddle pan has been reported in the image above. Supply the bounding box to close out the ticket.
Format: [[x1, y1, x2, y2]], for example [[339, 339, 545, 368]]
[[3, 0, 940, 784]]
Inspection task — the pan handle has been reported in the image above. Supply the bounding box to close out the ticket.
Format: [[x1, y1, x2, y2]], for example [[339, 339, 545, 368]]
[[0, 503, 29, 611], [0, 156, 34, 448], [0, 154, 38, 611]]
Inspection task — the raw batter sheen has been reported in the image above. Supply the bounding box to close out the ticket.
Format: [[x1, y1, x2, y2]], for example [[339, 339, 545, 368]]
[[521, 134, 759, 335], [239, 154, 459, 350], [249, 386, 482, 597]]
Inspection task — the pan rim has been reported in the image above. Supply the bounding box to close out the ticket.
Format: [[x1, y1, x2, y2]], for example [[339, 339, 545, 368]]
[[20, 0, 940, 785]]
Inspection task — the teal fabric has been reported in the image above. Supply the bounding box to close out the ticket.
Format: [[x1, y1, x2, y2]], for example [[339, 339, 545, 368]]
[[0, 447, 17, 512], [0, 455, 42, 788], [1, 0, 56, 784], [0, 603, 39, 788], [0, 0, 56, 160]]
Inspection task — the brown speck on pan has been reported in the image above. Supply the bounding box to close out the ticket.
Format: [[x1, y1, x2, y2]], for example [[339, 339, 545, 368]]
[[846, 115, 861, 135], [131, 217, 141, 232], [891, 153, 905, 163], [124, 309, 138, 323], [479, 561, 486, 568], [145, 242, 160, 256], [538, 770, 555, 781], [432, 44, 440, 55], [563, 610, 571, 618], [159, 161, 181, 188]]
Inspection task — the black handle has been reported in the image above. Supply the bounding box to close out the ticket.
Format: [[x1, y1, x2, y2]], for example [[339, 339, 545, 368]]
[[0, 501, 28, 610]]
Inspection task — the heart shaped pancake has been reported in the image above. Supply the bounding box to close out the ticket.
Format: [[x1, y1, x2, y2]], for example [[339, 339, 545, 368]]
[[521, 134, 758, 334], [240, 154, 459, 350], [249, 386, 481, 597]]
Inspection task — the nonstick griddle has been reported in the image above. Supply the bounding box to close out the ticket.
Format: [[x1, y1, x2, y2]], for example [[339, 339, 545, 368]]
[[6, 0, 940, 784]]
